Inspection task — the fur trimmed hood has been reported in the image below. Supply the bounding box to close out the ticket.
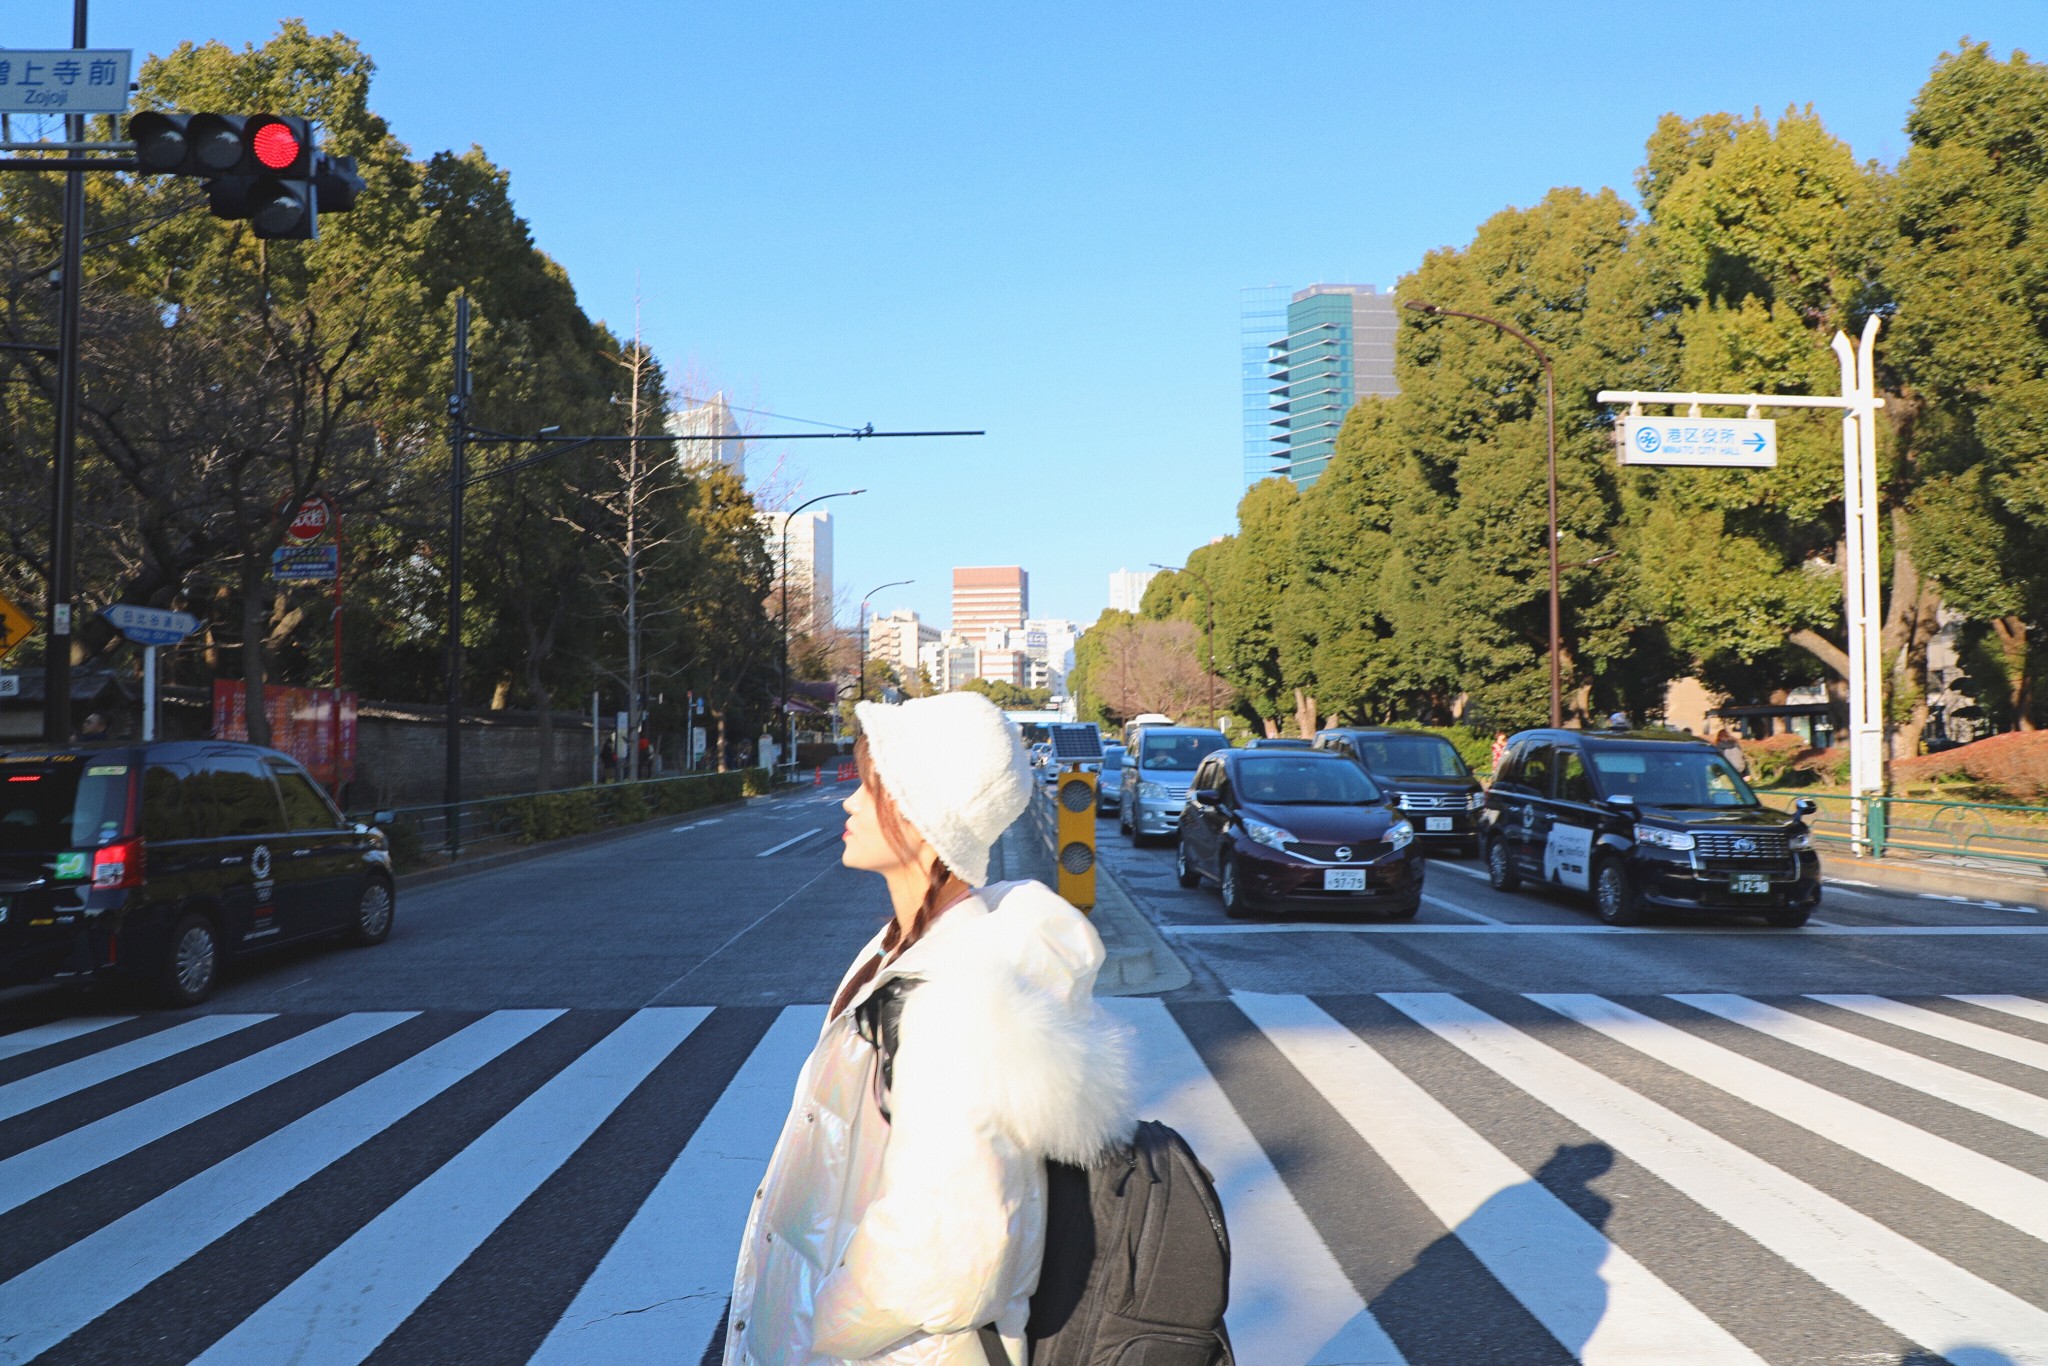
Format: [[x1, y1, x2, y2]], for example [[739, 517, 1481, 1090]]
[[868, 878, 1137, 1166]]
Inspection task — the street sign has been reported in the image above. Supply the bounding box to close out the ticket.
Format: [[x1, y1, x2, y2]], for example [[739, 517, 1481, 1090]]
[[1619, 416, 1778, 468], [272, 544, 339, 582], [102, 604, 199, 647], [284, 494, 333, 544], [0, 590, 32, 662], [0, 51, 133, 115], [0, 676, 17, 699]]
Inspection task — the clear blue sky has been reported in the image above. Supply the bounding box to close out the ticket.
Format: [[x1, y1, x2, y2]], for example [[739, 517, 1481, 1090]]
[[18, 2, 2048, 633]]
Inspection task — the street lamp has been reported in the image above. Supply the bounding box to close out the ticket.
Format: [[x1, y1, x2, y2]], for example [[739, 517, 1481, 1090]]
[[779, 489, 865, 755], [1150, 562, 1215, 728], [1404, 299, 1562, 728], [858, 578, 914, 704]]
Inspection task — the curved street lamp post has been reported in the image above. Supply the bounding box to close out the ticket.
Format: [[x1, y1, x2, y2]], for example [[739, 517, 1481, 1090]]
[[779, 489, 865, 767], [857, 578, 915, 706]]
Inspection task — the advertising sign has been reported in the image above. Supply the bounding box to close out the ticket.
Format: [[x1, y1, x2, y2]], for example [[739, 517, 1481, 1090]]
[[272, 544, 339, 582], [211, 680, 358, 787], [1619, 416, 1778, 468]]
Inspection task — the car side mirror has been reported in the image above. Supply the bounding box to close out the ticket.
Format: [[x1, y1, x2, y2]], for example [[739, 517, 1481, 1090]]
[[371, 810, 395, 828], [1191, 788, 1220, 806], [1794, 798, 1818, 817], [1607, 793, 1634, 806]]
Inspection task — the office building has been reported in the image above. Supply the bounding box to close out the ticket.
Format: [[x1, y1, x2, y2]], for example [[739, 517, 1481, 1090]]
[[1107, 568, 1159, 616], [667, 392, 745, 482], [951, 566, 1028, 643], [867, 608, 939, 684], [921, 635, 980, 694], [757, 508, 834, 639], [1022, 618, 1081, 694], [1240, 285, 1291, 487], [1258, 283, 1400, 489]]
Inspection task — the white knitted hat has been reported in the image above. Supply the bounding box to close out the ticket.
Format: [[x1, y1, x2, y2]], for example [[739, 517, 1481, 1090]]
[[854, 692, 1036, 887]]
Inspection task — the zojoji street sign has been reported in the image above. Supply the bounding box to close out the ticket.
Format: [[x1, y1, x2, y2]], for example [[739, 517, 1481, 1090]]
[[0, 51, 132, 115], [1619, 415, 1777, 468]]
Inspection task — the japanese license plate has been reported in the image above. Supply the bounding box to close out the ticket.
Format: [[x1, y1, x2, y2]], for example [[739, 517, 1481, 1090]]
[[1730, 873, 1770, 895], [1425, 816, 1453, 832], [1324, 869, 1367, 892]]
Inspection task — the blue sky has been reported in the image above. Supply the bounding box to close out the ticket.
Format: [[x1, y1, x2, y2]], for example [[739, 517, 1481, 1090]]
[[18, 2, 2048, 633]]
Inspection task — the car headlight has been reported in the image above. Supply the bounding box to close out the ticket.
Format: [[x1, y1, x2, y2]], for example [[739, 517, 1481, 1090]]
[[1138, 781, 1168, 801], [1789, 832, 1813, 851], [1634, 824, 1695, 851], [1466, 791, 1487, 810], [1383, 819, 1415, 851], [1239, 816, 1295, 850]]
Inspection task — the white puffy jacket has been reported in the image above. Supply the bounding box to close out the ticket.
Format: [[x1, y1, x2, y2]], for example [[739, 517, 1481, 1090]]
[[724, 879, 1135, 1366]]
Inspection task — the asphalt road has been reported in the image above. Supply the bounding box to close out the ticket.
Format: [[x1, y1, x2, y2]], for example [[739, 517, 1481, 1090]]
[[2, 780, 2045, 1365]]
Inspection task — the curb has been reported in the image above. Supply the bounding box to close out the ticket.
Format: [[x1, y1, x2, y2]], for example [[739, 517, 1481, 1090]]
[[1820, 851, 2048, 911]]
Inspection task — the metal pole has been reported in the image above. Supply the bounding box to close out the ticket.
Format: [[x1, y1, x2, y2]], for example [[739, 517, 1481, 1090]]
[[1543, 354, 1561, 728], [331, 500, 345, 798], [776, 489, 864, 736], [43, 0, 89, 744], [141, 645, 156, 741], [444, 295, 469, 855]]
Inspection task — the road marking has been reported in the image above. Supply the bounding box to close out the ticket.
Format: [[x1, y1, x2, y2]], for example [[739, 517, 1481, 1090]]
[[1532, 994, 2048, 1244], [1812, 996, 2048, 1075], [0, 1014, 272, 1123], [1950, 994, 2048, 1031], [1383, 993, 2048, 1363], [1672, 994, 2048, 1138], [0, 1010, 561, 1366], [1421, 894, 1504, 925], [1237, 992, 1762, 1364], [190, 1008, 709, 1366], [1101, 999, 1406, 1366], [671, 818, 721, 832], [0, 1015, 133, 1062], [530, 1006, 823, 1364], [0, 1012, 415, 1216], [755, 828, 823, 857], [1429, 860, 1488, 880], [1922, 893, 2038, 913], [1161, 922, 2048, 937]]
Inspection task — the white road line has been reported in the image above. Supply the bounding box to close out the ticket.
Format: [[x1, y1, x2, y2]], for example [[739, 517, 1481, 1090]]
[[671, 818, 722, 832], [1532, 994, 2048, 1244], [190, 1008, 709, 1366], [755, 828, 822, 857], [0, 1015, 133, 1062], [1812, 996, 2048, 1075], [1420, 894, 1504, 925], [0, 1010, 560, 1366], [1956, 994, 2048, 1029], [1672, 994, 2048, 1138], [1924, 893, 2038, 914], [1101, 999, 1406, 1366], [0, 1012, 415, 1216], [0, 1014, 272, 1123], [1163, 922, 2048, 937], [1236, 993, 1761, 1365], [1428, 859, 1488, 880], [1384, 993, 2048, 1365], [531, 1006, 824, 1365]]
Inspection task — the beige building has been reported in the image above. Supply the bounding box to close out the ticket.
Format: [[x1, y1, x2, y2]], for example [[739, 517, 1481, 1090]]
[[756, 508, 835, 640], [952, 566, 1028, 646], [867, 608, 939, 685]]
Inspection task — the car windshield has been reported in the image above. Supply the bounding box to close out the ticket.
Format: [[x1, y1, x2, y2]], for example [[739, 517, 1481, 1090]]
[[1100, 750, 1123, 772], [1588, 748, 1759, 808], [1235, 756, 1382, 805], [0, 758, 130, 852], [1350, 734, 1469, 778], [1139, 733, 1225, 772]]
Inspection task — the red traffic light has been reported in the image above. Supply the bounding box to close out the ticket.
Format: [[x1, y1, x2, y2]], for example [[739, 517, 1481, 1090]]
[[251, 121, 303, 171]]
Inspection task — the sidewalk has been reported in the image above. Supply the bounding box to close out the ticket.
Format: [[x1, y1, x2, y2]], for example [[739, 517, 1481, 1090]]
[[1820, 849, 2048, 910], [991, 789, 1192, 996]]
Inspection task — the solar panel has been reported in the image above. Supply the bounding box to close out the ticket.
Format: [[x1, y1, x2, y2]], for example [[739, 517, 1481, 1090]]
[[1047, 723, 1104, 763]]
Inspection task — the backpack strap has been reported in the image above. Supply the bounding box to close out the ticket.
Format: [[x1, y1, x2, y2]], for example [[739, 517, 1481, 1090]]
[[854, 974, 920, 1118]]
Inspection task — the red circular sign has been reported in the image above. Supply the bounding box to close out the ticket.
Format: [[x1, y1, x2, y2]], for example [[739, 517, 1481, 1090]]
[[286, 496, 331, 543]]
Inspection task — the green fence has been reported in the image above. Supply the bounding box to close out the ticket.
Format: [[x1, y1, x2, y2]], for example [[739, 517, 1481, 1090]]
[[1757, 789, 2048, 873], [349, 767, 777, 868]]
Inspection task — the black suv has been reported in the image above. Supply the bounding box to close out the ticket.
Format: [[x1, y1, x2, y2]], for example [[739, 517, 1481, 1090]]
[[1315, 728, 1486, 856], [1478, 729, 1821, 926], [0, 741, 395, 1006]]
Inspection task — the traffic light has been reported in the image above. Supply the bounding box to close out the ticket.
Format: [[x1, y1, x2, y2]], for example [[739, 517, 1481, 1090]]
[[1054, 767, 1098, 910], [129, 111, 358, 241]]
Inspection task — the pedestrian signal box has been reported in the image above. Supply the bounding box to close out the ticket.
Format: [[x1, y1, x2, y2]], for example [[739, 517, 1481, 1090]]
[[1047, 724, 1104, 911]]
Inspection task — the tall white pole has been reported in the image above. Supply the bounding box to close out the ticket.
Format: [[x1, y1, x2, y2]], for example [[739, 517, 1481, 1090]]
[[140, 646, 157, 742], [1855, 315, 1887, 843]]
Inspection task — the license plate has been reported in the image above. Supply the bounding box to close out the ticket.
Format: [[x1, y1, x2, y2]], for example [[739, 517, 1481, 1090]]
[[1731, 873, 1770, 895], [1324, 869, 1367, 892], [1425, 816, 1453, 832]]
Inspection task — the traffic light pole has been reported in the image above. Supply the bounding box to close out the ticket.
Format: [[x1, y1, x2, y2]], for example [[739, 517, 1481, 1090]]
[[444, 295, 469, 856], [43, 0, 89, 744]]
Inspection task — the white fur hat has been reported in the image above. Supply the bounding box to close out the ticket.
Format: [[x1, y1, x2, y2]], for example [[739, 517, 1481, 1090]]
[[854, 692, 1036, 887]]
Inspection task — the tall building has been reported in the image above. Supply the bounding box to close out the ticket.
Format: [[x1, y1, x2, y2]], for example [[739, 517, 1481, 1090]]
[[667, 392, 745, 482], [1240, 285, 1291, 487], [1107, 567, 1160, 615], [921, 635, 979, 693], [757, 508, 835, 639], [866, 608, 939, 684], [1260, 283, 1400, 489], [951, 566, 1028, 643]]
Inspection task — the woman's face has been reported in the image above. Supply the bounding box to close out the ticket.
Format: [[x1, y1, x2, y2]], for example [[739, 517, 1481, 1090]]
[[841, 780, 930, 877]]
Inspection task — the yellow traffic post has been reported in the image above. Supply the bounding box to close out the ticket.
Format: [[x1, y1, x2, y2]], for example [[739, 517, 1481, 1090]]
[[1054, 764, 1097, 911]]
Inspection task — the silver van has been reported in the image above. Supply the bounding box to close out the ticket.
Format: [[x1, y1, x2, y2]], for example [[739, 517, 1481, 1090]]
[[1119, 726, 1227, 843]]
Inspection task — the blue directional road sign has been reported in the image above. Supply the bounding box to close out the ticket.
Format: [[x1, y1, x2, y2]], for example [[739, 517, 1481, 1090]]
[[1620, 416, 1777, 468], [102, 604, 199, 648]]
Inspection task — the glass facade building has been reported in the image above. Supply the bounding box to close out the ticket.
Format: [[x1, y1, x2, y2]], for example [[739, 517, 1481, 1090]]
[[1240, 285, 1291, 487], [1255, 283, 1400, 489]]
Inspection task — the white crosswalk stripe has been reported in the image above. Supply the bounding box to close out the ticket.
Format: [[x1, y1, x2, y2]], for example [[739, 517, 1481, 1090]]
[[0, 989, 2043, 1365]]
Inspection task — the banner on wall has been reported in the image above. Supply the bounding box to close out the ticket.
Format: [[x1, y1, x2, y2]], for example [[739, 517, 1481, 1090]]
[[211, 680, 358, 787]]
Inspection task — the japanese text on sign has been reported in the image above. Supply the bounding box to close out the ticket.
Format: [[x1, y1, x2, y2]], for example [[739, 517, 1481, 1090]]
[[1618, 416, 1778, 469], [0, 51, 133, 114]]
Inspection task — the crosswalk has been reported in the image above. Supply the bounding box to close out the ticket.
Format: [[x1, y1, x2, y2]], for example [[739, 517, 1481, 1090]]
[[2, 991, 2045, 1365]]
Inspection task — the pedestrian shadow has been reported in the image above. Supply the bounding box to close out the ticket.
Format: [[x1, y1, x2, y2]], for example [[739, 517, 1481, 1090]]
[[1362, 1142, 1614, 1364], [1902, 1350, 2018, 1365]]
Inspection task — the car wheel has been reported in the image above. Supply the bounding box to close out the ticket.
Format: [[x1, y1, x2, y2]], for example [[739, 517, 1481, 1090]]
[[1594, 859, 1643, 926], [1174, 838, 1202, 888], [1219, 852, 1251, 919], [1124, 805, 1142, 845], [345, 878, 395, 946], [1486, 837, 1521, 892], [1763, 905, 1811, 928], [1119, 799, 1133, 838], [157, 912, 221, 1008]]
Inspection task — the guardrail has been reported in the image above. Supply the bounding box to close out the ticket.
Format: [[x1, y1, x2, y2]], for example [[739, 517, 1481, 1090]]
[[349, 767, 774, 866], [1756, 788, 2048, 874]]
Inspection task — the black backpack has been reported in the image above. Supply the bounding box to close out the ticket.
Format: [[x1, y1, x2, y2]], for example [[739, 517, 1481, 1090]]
[[859, 979, 1234, 1365]]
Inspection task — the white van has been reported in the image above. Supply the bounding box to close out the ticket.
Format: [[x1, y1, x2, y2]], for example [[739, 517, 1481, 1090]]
[[1121, 713, 1176, 753]]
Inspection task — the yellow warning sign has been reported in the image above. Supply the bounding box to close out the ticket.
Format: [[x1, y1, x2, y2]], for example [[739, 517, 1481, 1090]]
[[0, 591, 34, 662]]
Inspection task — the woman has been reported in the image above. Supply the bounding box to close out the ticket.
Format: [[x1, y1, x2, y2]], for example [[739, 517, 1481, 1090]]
[[725, 692, 1135, 1365]]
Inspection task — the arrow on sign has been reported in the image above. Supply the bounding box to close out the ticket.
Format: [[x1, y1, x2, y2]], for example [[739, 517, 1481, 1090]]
[[1745, 432, 1768, 452]]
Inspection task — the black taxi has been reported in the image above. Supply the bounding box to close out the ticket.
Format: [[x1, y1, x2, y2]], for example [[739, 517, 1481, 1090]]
[[1478, 729, 1821, 926], [0, 741, 395, 1006], [1314, 727, 1486, 856]]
